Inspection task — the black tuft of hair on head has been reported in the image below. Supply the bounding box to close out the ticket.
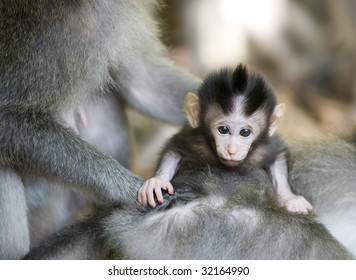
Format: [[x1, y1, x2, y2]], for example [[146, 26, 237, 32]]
[[197, 64, 277, 123], [198, 68, 235, 116], [243, 74, 276, 117], [232, 64, 248, 93]]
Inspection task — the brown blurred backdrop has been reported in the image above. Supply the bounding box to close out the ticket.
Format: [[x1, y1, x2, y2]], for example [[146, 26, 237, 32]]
[[130, 0, 356, 177]]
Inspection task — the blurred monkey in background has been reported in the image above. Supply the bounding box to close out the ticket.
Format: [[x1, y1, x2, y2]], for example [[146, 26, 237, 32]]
[[0, 0, 200, 259]]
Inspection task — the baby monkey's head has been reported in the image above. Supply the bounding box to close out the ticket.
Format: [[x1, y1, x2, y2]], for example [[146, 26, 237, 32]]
[[184, 64, 285, 167]]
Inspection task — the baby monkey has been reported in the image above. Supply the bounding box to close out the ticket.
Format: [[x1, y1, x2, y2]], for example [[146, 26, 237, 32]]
[[138, 64, 313, 214]]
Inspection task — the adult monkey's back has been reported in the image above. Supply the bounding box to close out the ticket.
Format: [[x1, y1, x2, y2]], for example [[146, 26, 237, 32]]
[[0, 0, 200, 259], [24, 135, 356, 259], [289, 134, 356, 256]]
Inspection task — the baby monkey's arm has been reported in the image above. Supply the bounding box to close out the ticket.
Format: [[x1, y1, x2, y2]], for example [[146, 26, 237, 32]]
[[138, 150, 181, 208], [269, 152, 313, 214]]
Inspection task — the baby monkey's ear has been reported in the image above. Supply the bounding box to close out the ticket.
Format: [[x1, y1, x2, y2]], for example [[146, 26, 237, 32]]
[[184, 92, 200, 128], [269, 103, 286, 136]]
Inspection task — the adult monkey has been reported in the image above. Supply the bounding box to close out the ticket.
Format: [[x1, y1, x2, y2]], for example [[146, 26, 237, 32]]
[[0, 0, 200, 259], [24, 135, 356, 259]]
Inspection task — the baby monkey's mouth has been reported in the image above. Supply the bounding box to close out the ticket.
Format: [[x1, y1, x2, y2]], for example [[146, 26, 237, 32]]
[[218, 156, 242, 167]]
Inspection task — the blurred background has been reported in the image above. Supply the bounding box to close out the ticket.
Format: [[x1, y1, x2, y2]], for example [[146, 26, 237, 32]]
[[130, 0, 356, 177]]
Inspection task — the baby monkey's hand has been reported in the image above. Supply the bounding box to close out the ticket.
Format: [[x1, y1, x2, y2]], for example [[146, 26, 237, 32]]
[[282, 194, 313, 215], [138, 177, 174, 208]]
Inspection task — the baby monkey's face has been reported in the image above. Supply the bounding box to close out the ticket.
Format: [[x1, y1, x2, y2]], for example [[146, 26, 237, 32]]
[[184, 90, 284, 168], [212, 125, 256, 167], [209, 98, 267, 167]]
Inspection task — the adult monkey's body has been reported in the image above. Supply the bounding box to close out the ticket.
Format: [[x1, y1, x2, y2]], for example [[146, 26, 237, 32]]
[[0, 0, 200, 259], [24, 135, 356, 259]]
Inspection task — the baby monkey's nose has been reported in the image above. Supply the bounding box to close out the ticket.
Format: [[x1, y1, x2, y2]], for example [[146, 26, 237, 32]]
[[227, 144, 237, 157]]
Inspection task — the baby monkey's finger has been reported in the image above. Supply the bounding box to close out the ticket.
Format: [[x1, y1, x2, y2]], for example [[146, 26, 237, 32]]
[[147, 181, 157, 208], [137, 185, 148, 206], [154, 187, 164, 204]]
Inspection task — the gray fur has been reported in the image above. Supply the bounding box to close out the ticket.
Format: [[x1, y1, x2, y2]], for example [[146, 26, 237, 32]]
[[0, 167, 29, 259], [104, 167, 350, 259], [75, 94, 132, 168], [24, 177, 89, 248], [0, 0, 200, 259], [24, 137, 356, 260], [290, 138, 356, 255]]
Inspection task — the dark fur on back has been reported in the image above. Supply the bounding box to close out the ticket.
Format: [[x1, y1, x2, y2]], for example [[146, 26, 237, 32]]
[[160, 125, 219, 169], [198, 64, 277, 123]]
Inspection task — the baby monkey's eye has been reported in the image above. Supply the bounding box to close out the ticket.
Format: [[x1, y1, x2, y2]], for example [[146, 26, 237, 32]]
[[218, 126, 230, 135], [240, 128, 251, 137]]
